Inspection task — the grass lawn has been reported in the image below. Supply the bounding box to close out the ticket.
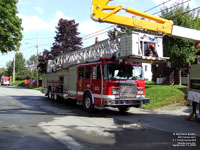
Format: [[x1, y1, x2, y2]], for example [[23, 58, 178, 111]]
[[143, 82, 187, 109]]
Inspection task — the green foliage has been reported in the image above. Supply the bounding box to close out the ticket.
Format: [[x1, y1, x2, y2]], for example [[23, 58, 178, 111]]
[[161, 5, 200, 68], [13, 80, 24, 86], [0, 67, 6, 76], [5, 52, 25, 78], [15, 52, 25, 74], [16, 68, 36, 80], [0, 0, 23, 53], [5, 60, 13, 76], [26, 54, 37, 66]]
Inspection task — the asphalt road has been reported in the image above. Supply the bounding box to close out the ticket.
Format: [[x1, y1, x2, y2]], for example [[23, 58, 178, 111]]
[[0, 86, 199, 150]]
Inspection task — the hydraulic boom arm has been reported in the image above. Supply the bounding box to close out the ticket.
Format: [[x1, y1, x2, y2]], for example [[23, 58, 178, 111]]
[[91, 0, 200, 48]]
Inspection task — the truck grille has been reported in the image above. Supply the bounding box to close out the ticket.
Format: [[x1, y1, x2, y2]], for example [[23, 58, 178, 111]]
[[119, 83, 137, 98]]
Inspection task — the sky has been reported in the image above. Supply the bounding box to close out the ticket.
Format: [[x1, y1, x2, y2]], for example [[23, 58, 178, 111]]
[[0, 0, 199, 68]]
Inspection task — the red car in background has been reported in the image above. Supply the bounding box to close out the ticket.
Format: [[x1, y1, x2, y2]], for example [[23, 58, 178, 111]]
[[24, 80, 42, 86]]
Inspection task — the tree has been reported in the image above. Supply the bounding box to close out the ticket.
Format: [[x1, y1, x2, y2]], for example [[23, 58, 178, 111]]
[[0, 0, 23, 53], [51, 19, 82, 56], [161, 5, 200, 85], [38, 49, 53, 73], [5, 61, 13, 76], [15, 52, 25, 73], [0, 67, 6, 76], [19, 68, 36, 80], [26, 54, 37, 66]]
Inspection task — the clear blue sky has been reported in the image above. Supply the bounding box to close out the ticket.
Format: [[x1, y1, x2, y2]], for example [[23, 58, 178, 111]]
[[0, 0, 199, 68]]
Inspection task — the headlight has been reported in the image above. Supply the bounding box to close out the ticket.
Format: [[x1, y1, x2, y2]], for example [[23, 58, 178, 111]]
[[137, 90, 143, 95], [112, 87, 120, 95]]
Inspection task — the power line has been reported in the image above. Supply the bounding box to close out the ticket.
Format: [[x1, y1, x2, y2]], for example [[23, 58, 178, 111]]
[[152, 0, 191, 15], [144, 0, 172, 13], [171, 6, 200, 20], [24, 47, 36, 58], [82, 25, 115, 38]]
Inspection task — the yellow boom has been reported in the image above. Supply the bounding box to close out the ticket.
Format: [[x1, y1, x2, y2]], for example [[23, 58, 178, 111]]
[[91, 0, 200, 49], [91, 0, 173, 35]]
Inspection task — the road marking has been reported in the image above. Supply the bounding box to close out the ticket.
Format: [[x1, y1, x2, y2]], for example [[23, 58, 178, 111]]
[[39, 116, 118, 150], [39, 117, 82, 150]]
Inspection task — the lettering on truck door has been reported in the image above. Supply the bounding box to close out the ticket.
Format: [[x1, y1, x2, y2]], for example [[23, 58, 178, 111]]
[[91, 65, 102, 106], [85, 66, 92, 89]]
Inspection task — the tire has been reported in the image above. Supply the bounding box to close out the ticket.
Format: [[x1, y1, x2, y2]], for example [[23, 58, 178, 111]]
[[193, 102, 200, 122], [48, 88, 53, 100], [83, 92, 95, 113], [118, 106, 130, 113]]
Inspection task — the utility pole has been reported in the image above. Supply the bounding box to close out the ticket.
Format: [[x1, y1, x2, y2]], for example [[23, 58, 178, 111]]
[[13, 53, 15, 85], [36, 33, 39, 86]]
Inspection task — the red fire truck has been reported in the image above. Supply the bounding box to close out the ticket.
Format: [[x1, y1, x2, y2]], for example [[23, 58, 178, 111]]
[[42, 20, 171, 113], [1, 76, 11, 86], [42, 58, 149, 112], [42, 30, 166, 113]]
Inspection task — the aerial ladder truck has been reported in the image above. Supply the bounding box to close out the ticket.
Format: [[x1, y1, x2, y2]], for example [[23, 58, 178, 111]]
[[91, 0, 200, 119], [42, 0, 200, 115]]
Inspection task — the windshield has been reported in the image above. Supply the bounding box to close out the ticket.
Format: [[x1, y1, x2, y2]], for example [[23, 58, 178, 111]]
[[106, 64, 144, 80]]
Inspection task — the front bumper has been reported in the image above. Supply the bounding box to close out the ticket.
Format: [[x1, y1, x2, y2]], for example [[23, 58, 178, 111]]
[[105, 98, 150, 106]]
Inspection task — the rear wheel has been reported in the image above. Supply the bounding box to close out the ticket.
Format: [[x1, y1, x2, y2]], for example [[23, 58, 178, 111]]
[[118, 106, 130, 113], [193, 102, 200, 122], [83, 93, 95, 113]]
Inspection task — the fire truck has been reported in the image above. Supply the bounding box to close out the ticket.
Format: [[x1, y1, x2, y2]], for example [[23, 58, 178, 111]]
[[1, 76, 11, 86], [42, 32, 165, 112], [42, 0, 200, 113]]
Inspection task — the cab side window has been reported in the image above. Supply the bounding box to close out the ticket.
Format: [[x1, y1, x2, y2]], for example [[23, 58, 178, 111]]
[[78, 67, 84, 79], [85, 67, 91, 79], [97, 65, 101, 79], [92, 65, 101, 80]]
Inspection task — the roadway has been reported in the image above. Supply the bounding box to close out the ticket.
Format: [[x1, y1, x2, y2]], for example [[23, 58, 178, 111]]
[[0, 86, 199, 150]]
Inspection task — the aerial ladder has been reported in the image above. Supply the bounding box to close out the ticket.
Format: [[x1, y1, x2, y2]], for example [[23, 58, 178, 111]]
[[91, 0, 200, 121], [91, 0, 200, 49]]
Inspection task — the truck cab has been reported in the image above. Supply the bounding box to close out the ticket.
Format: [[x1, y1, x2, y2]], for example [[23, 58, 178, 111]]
[[77, 60, 149, 112]]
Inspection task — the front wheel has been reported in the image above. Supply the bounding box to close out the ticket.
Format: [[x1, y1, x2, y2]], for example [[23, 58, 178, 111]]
[[118, 106, 130, 113], [193, 102, 200, 122], [83, 93, 95, 113]]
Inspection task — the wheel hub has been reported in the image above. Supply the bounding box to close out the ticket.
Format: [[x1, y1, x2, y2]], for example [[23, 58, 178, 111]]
[[85, 97, 91, 109]]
